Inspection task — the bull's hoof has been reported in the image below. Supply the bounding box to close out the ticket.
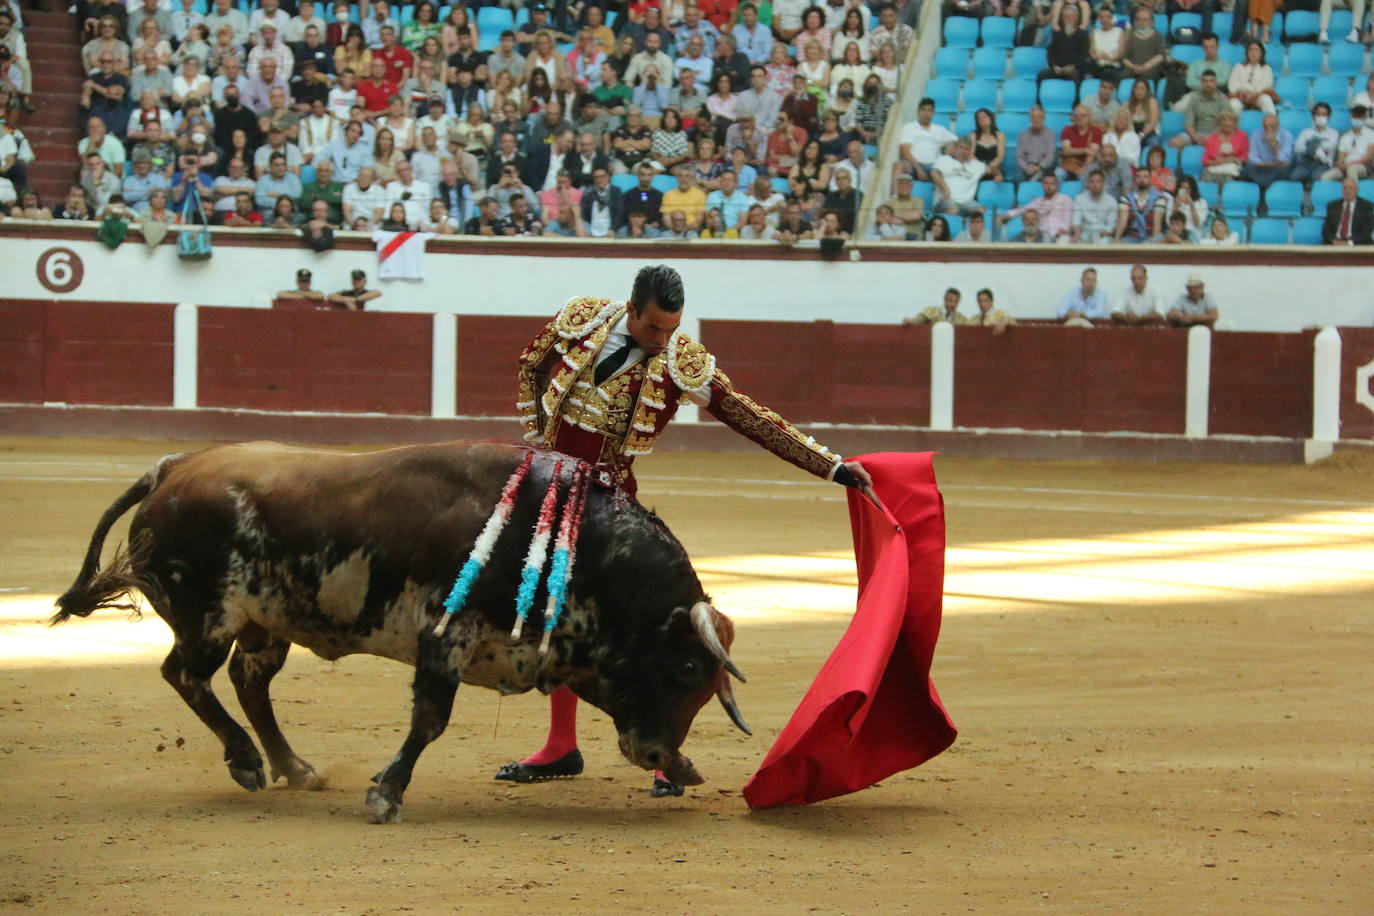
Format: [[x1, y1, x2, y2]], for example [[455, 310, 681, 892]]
[[229, 764, 267, 792], [650, 776, 684, 798], [494, 749, 584, 783], [365, 785, 402, 824], [273, 759, 323, 790]]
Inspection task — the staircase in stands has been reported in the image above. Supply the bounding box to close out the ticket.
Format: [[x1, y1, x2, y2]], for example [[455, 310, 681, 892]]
[[21, 7, 82, 207]]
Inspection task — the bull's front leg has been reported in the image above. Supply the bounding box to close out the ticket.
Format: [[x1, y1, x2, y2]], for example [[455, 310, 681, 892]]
[[365, 640, 459, 824]]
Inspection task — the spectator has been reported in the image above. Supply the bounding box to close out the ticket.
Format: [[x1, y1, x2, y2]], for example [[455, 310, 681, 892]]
[[464, 195, 509, 235], [1039, 2, 1090, 84], [904, 288, 969, 325], [123, 150, 171, 210], [1002, 171, 1074, 242], [1243, 113, 1291, 189], [386, 160, 431, 226], [869, 41, 901, 99], [882, 171, 926, 236], [78, 115, 125, 172], [1228, 41, 1275, 116], [253, 124, 304, 177], [776, 199, 815, 241], [258, 86, 301, 144], [1160, 210, 1198, 244], [203, 0, 248, 47], [822, 166, 861, 234], [723, 109, 767, 170], [1111, 264, 1164, 325], [633, 64, 669, 118], [866, 4, 914, 61], [734, 3, 773, 65], [378, 93, 416, 152], [1201, 214, 1240, 244], [212, 154, 255, 211], [323, 120, 374, 183], [355, 59, 398, 119], [210, 55, 249, 108], [732, 203, 769, 239], [1081, 76, 1121, 130], [373, 24, 413, 86], [290, 58, 330, 111], [80, 151, 122, 210], [1323, 105, 1374, 181], [298, 98, 337, 165], [1290, 103, 1340, 185], [711, 34, 751, 94], [572, 99, 614, 153], [656, 208, 694, 239], [851, 74, 892, 146], [361, 0, 399, 50], [1096, 142, 1133, 198], [967, 108, 1006, 183], [1168, 275, 1219, 327], [831, 139, 873, 195], [705, 168, 751, 229], [931, 137, 987, 216], [1170, 70, 1228, 149], [578, 166, 622, 237], [55, 185, 94, 221], [696, 206, 735, 239], [1179, 33, 1231, 102], [267, 195, 300, 229], [487, 161, 538, 217], [1007, 204, 1048, 242], [1143, 144, 1176, 193], [207, 25, 241, 75], [172, 56, 211, 111], [335, 26, 372, 80], [81, 51, 133, 135], [342, 165, 386, 225], [795, 39, 829, 99], [1354, 72, 1374, 112], [221, 190, 263, 225], [660, 164, 707, 227], [130, 50, 173, 108], [971, 288, 1015, 333], [254, 151, 301, 212], [277, 268, 326, 301], [1202, 109, 1247, 184], [519, 4, 573, 50], [1244, 0, 1279, 44], [651, 107, 693, 171], [789, 137, 829, 198], [1321, 174, 1374, 245], [401, 1, 440, 52], [328, 269, 381, 310], [1167, 174, 1210, 235], [0, 13, 30, 111], [616, 206, 662, 238], [1120, 6, 1166, 84], [1089, 5, 1125, 80], [748, 173, 786, 224], [83, 17, 131, 74], [832, 8, 870, 65], [244, 57, 289, 115], [12, 188, 51, 220], [370, 127, 404, 182], [898, 97, 956, 181], [538, 166, 582, 219], [868, 202, 908, 240], [954, 207, 993, 242], [1058, 104, 1103, 180], [1016, 104, 1058, 183], [1102, 107, 1142, 169], [291, 4, 330, 49], [140, 188, 173, 224], [1058, 267, 1107, 327], [736, 65, 782, 130], [1114, 165, 1170, 241]]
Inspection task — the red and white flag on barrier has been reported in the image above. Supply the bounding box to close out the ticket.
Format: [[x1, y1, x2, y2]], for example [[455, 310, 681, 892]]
[[742, 452, 957, 808], [372, 230, 434, 280]]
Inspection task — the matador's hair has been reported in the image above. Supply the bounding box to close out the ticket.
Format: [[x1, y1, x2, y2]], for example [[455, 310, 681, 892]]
[[630, 264, 685, 315]]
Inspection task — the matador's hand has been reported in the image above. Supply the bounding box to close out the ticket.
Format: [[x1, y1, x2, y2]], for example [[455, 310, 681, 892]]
[[832, 460, 872, 489]]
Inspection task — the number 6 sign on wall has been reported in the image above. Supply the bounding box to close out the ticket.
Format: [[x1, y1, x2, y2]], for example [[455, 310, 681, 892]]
[[36, 247, 85, 294]]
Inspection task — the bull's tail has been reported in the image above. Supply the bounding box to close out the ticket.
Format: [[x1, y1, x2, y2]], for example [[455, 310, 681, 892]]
[[50, 455, 182, 625]]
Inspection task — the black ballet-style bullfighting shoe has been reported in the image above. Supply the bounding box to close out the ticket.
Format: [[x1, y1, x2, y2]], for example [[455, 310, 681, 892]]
[[494, 749, 584, 783]]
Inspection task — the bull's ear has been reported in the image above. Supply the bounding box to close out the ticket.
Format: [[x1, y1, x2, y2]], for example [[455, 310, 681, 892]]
[[665, 606, 694, 635]]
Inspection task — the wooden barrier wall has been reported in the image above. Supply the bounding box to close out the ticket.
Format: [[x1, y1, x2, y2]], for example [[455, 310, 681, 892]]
[[3, 300, 1372, 441], [198, 308, 432, 414], [0, 299, 174, 406]]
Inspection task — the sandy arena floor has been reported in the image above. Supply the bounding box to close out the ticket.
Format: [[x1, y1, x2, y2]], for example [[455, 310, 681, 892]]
[[0, 437, 1371, 914]]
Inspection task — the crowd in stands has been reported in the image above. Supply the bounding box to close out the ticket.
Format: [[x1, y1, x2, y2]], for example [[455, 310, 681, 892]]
[[16, 0, 913, 242], [0, 0, 36, 210], [890, 4, 1374, 244]]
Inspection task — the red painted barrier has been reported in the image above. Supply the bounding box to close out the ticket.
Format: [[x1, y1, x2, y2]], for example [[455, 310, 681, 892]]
[[0, 300, 45, 403], [1339, 327, 1374, 440], [198, 308, 432, 414], [1210, 331, 1315, 438], [456, 315, 550, 417], [700, 320, 931, 426], [955, 326, 1188, 434]]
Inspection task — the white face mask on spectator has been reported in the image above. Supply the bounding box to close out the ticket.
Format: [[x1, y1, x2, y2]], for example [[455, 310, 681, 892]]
[[1314, 116, 1328, 128], [191, 131, 207, 144]]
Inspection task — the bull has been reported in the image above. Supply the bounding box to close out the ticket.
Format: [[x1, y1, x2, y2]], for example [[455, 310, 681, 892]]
[[52, 441, 749, 823]]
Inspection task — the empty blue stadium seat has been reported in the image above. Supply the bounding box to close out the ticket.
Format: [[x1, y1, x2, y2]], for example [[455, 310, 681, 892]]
[[1213, 12, 1234, 36], [944, 213, 965, 237], [1170, 12, 1202, 38], [1039, 79, 1077, 113], [1283, 10, 1320, 41], [1016, 182, 1042, 205], [1045, 112, 1071, 134], [977, 181, 1015, 212], [651, 174, 677, 193], [1362, 180, 1374, 199], [1327, 42, 1366, 78], [1331, 109, 1353, 132], [955, 110, 978, 135], [1002, 78, 1038, 111], [1010, 47, 1047, 79], [611, 174, 637, 192], [1292, 216, 1323, 244], [912, 180, 936, 209], [1264, 181, 1305, 217], [1278, 109, 1310, 133], [944, 16, 980, 48], [1180, 145, 1204, 176], [1154, 13, 1168, 33], [998, 216, 1023, 241], [770, 176, 791, 193], [1285, 42, 1324, 79], [1238, 109, 1264, 134], [926, 78, 962, 110], [1311, 180, 1344, 211], [935, 47, 971, 79], [1265, 43, 1285, 73], [963, 79, 1000, 111], [1161, 110, 1186, 138], [1078, 78, 1101, 100], [1328, 9, 1354, 34], [1275, 76, 1311, 109], [982, 17, 1017, 49], [1312, 76, 1351, 107], [1199, 180, 1222, 207], [1219, 43, 1247, 66], [1223, 181, 1261, 218], [1248, 218, 1290, 244], [971, 47, 1009, 80], [1269, 12, 1285, 35], [1061, 179, 1082, 198], [477, 7, 513, 32], [1172, 45, 1204, 65], [999, 111, 1031, 136]]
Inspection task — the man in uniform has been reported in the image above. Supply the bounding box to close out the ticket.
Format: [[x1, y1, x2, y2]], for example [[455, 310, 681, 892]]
[[903, 288, 970, 325], [499, 264, 872, 796]]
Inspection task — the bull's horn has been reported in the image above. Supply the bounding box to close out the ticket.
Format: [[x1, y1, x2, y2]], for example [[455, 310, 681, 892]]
[[689, 601, 746, 683], [717, 678, 751, 735]]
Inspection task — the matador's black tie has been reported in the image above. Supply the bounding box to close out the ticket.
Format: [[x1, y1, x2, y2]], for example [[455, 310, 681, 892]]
[[594, 340, 636, 386]]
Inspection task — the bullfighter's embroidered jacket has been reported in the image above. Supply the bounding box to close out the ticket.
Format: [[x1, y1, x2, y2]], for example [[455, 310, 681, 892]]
[[518, 296, 842, 490]]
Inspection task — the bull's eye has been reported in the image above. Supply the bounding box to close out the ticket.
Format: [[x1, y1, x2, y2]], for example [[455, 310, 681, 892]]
[[680, 660, 698, 680]]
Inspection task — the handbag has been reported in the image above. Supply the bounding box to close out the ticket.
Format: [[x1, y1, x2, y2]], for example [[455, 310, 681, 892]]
[[176, 185, 213, 261]]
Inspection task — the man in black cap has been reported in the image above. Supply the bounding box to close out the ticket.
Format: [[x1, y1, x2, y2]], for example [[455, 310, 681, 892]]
[[277, 268, 325, 301], [327, 268, 381, 310]]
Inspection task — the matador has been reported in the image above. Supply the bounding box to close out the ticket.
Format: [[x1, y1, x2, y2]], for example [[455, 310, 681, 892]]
[[496, 264, 872, 796]]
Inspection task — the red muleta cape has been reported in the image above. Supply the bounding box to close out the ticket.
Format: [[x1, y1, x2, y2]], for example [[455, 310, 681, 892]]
[[741, 452, 957, 808]]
